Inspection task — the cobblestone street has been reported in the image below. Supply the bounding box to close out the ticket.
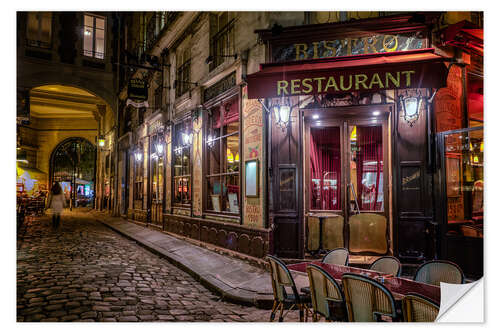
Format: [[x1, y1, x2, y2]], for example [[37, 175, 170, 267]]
[[17, 210, 300, 322]]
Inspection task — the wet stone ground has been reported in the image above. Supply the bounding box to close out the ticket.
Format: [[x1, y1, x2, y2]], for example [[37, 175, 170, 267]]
[[17, 210, 301, 322]]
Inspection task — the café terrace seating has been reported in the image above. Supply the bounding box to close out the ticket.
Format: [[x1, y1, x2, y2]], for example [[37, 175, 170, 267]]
[[267, 255, 312, 322], [402, 293, 440, 322], [306, 264, 347, 322], [369, 256, 402, 277], [267, 251, 473, 322], [321, 247, 349, 266], [413, 260, 465, 286], [342, 273, 398, 322]]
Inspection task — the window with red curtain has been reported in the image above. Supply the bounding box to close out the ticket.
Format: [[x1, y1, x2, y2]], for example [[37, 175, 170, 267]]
[[355, 126, 383, 211], [310, 127, 341, 210]]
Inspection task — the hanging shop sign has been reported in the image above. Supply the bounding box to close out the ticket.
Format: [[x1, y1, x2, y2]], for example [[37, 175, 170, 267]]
[[203, 71, 236, 102], [247, 49, 448, 99], [128, 78, 148, 101], [272, 32, 426, 63]]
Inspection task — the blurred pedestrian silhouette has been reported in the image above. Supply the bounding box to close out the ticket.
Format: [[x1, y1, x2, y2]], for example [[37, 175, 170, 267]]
[[46, 182, 66, 229]]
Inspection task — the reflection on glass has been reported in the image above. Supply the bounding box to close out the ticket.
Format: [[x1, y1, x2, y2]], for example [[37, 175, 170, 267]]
[[350, 125, 383, 211], [310, 127, 341, 210], [444, 129, 483, 237]]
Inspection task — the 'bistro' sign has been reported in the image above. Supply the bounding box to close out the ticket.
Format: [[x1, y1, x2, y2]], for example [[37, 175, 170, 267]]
[[272, 33, 425, 62]]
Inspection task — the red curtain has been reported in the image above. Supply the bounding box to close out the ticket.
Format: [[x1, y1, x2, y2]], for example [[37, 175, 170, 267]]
[[356, 126, 383, 211], [212, 99, 239, 129], [310, 127, 341, 210]]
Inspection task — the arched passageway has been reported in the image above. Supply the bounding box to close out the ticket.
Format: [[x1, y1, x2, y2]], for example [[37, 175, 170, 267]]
[[50, 137, 96, 208]]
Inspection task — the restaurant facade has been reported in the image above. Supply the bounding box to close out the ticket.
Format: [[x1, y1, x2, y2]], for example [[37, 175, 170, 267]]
[[115, 12, 483, 277]]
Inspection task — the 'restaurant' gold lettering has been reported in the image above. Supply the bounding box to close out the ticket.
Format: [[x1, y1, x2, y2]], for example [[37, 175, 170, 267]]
[[363, 36, 378, 54], [291, 79, 301, 94], [302, 78, 313, 93], [382, 35, 398, 52], [401, 70, 416, 87], [340, 75, 353, 91], [295, 43, 308, 60], [324, 76, 339, 92], [368, 73, 384, 89], [313, 77, 327, 92], [385, 72, 400, 88], [355, 74, 369, 90], [277, 80, 289, 95], [274, 71, 417, 96]]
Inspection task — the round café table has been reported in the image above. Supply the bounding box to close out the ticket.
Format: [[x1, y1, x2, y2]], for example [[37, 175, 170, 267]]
[[308, 212, 340, 256]]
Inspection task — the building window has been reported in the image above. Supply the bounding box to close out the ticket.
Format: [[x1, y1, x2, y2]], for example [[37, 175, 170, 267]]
[[134, 143, 144, 209], [83, 14, 105, 59], [26, 12, 52, 48], [209, 12, 235, 71], [173, 120, 192, 205], [175, 48, 191, 97], [205, 97, 240, 214]]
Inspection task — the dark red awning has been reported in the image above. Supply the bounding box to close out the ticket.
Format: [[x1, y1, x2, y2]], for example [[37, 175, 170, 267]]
[[247, 48, 449, 99]]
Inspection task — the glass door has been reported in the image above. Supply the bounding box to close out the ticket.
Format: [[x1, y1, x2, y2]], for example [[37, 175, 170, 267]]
[[346, 119, 389, 255], [306, 113, 389, 256]]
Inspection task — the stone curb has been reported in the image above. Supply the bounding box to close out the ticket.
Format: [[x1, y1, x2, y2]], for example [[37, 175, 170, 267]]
[[92, 212, 274, 310]]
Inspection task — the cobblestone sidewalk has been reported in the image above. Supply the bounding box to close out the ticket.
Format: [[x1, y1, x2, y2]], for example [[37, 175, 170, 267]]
[[17, 210, 301, 322]]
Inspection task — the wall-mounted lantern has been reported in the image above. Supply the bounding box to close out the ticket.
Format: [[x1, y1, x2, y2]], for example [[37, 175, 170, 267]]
[[206, 134, 216, 148], [398, 90, 424, 127], [98, 136, 105, 147], [182, 132, 193, 146], [134, 147, 143, 162], [272, 96, 293, 131]]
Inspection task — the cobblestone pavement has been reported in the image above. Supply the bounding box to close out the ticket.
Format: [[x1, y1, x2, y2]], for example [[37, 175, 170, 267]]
[[17, 210, 301, 322]]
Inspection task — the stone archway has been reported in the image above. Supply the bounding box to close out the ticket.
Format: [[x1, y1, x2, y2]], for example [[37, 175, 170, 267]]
[[49, 137, 96, 208]]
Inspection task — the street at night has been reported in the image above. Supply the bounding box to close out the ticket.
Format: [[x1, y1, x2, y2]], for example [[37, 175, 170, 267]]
[[17, 209, 298, 322], [14, 9, 485, 324]]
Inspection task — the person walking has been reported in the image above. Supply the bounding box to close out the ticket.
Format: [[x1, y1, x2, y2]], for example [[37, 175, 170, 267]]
[[46, 182, 66, 229]]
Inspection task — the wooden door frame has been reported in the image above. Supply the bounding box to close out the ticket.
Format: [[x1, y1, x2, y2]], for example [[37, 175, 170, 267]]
[[302, 104, 392, 254]]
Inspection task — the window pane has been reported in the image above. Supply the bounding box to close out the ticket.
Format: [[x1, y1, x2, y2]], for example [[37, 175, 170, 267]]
[[207, 138, 221, 176], [173, 152, 182, 177], [83, 28, 93, 57], [96, 17, 105, 30], [223, 174, 239, 213], [158, 156, 163, 202], [95, 28, 105, 59], [84, 15, 93, 27], [350, 125, 383, 212], [445, 129, 483, 236], [207, 176, 222, 211], [310, 126, 341, 210], [279, 168, 295, 211], [225, 134, 239, 173]]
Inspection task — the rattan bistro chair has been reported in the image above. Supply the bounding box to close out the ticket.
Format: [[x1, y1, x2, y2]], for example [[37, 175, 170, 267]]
[[267, 255, 312, 322], [322, 247, 349, 266], [414, 260, 465, 286], [402, 293, 440, 322], [369, 256, 402, 277], [306, 264, 347, 322], [342, 273, 398, 322]]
